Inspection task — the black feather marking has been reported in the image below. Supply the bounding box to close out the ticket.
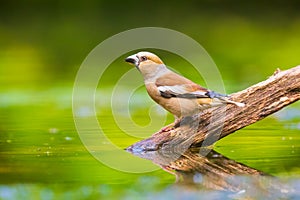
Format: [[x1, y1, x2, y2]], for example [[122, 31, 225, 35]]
[[160, 90, 208, 99], [160, 91, 175, 98], [205, 90, 228, 98], [175, 93, 207, 98], [160, 89, 228, 99]]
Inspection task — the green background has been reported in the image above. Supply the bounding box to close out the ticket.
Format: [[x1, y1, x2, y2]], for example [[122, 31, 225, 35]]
[[1, 0, 300, 199]]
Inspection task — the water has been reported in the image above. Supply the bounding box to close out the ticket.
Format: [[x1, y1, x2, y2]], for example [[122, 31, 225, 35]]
[[1, 87, 300, 199]]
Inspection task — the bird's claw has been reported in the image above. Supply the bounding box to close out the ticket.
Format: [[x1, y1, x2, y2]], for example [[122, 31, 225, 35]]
[[159, 118, 183, 133], [159, 123, 175, 132]]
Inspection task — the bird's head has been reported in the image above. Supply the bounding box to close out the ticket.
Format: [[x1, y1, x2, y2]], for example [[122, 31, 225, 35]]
[[125, 51, 166, 78]]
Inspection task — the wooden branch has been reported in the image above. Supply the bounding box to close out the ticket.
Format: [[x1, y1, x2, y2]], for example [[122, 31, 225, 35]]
[[126, 66, 300, 152]]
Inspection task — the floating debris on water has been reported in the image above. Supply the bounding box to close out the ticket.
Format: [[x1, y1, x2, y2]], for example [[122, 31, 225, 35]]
[[48, 128, 59, 134], [64, 136, 74, 141]]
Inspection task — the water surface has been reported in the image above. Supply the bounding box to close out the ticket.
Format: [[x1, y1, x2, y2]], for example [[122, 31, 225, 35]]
[[0, 87, 300, 199]]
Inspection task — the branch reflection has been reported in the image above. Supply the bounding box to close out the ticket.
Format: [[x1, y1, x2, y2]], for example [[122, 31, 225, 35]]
[[127, 147, 266, 191]]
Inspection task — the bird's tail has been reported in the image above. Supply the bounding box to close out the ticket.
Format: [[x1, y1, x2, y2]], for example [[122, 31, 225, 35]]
[[206, 90, 245, 107], [220, 98, 245, 107], [212, 97, 245, 107]]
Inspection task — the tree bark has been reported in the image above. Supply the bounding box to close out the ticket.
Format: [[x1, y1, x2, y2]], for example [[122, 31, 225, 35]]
[[126, 66, 300, 153]]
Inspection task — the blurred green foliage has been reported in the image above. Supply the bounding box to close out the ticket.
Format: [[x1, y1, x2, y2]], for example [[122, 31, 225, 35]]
[[0, 1, 300, 198], [0, 0, 300, 89]]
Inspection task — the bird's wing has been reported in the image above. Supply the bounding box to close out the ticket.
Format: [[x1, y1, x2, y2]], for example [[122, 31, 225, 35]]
[[155, 71, 225, 99], [154, 69, 244, 107], [157, 84, 228, 99], [157, 85, 206, 98]]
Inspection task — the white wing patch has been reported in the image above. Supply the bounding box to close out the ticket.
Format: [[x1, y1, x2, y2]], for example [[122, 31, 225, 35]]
[[158, 85, 208, 98], [188, 91, 208, 96], [157, 85, 188, 94]]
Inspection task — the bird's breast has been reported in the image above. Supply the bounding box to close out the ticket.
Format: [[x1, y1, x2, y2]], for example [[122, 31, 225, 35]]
[[145, 83, 161, 103]]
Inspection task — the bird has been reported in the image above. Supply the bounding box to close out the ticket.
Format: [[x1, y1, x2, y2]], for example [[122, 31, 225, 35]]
[[125, 51, 244, 130]]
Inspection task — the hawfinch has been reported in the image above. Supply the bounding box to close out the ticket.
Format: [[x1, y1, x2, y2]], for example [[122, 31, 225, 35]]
[[125, 51, 244, 124]]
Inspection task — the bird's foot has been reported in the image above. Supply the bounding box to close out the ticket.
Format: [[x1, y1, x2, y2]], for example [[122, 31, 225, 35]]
[[160, 123, 175, 132], [159, 118, 182, 133]]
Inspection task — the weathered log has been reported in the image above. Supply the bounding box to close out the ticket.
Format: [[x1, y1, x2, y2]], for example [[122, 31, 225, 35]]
[[126, 65, 300, 152]]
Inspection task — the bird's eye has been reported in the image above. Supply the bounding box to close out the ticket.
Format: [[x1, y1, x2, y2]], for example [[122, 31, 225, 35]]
[[140, 56, 147, 61]]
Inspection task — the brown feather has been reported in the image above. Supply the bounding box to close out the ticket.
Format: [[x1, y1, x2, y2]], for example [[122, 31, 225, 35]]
[[148, 55, 163, 65], [197, 98, 213, 105], [155, 71, 208, 93]]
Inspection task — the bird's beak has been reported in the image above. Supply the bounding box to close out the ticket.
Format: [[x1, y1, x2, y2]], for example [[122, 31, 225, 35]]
[[125, 54, 139, 67]]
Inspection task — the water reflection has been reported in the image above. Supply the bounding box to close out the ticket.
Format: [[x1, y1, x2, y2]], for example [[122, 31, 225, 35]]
[[127, 147, 267, 191], [126, 147, 300, 198]]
